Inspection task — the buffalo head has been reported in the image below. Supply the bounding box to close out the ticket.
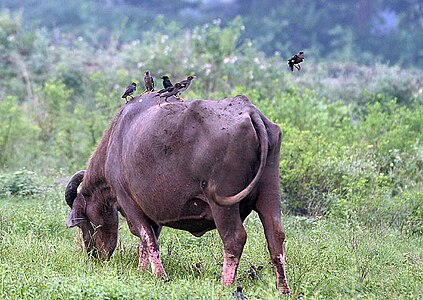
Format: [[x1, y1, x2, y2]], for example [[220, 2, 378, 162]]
[[65, 170, 118, 259]]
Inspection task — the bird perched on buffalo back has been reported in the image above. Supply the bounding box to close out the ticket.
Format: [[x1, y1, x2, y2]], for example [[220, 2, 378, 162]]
[[159, 82, 182, 101], [160, 75, 173, 91], [143, 71, 154, 92], [176, 75, 196, 93], [288, 51, 305, 71], [121, 82, 137, 103]]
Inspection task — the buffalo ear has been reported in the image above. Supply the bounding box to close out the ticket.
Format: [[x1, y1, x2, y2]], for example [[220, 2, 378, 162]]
[[66, 206, 87, 228]]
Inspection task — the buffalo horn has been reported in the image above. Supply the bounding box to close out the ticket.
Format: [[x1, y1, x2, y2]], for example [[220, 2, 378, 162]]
[[65, 170, 85, 207]]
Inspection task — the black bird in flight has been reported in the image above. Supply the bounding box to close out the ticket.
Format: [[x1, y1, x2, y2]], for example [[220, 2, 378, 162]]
[[121, 82, 137, 103], [143, 71, 154, 92], [288, 51, 305, 71], [160, 75, 173, 91]]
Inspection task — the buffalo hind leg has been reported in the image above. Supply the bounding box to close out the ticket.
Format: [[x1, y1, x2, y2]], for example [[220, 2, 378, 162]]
[[211, 205, 247, 286], [256, 200, 290, 294], [254, 123, 290, 294]]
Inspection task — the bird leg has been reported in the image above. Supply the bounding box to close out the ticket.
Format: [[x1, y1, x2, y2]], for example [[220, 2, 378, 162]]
[[164, 96, 178, 105], [295, 64, 301, 71]]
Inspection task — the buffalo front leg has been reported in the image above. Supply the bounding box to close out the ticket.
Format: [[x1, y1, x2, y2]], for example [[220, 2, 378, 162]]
[[121, 212, 149, 271], [138, 239, 150, 271], [136, 226, 162, 272], [212, 205, 247, 286], [138, 224, 167, 279], [117, 196, 168, 279]]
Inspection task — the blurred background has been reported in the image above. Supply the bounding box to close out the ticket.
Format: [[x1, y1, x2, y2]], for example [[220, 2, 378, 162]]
[[1, 0, 422, 66], [0, 0, 423, 68], [0, 0, 422, 218]]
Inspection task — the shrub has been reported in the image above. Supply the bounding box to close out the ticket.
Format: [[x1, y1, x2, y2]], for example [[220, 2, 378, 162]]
[[0, 96, 39, 168], [0, 168, 41, 196]]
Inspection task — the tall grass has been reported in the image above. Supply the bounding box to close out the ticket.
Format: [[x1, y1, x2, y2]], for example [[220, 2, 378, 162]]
[[1, 187, 422, 299]]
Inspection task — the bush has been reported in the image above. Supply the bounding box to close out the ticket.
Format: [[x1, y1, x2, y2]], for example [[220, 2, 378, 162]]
[[0, 96, 39, 168], [0, 168, 41, 196], [277, 95, 422, 227]]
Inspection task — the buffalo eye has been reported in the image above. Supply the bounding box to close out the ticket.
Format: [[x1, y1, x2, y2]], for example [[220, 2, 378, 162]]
[[201, 180, 207, 189]]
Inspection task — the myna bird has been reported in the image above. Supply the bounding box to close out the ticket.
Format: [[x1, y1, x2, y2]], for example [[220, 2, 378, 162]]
[[176, 75, 196, 93], [158, 82, 182, 105], [160, 82, 182, 99], [160, 75, 173, 91], [233, 285, 246, 300], [121, 82, 137, 103], [288, 51, 304, 71], [143, 71, 154, 92], [247, 264, 263, 280]]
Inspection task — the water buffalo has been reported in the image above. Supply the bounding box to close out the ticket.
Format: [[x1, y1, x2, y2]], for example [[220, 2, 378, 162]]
[[65, 93, 290, 293]]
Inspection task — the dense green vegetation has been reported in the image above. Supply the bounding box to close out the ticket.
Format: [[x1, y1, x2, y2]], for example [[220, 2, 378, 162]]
[[0, 5, 422, 300]]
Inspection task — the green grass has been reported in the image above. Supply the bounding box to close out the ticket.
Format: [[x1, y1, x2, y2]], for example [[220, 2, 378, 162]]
[[1, 192, 422, 299]]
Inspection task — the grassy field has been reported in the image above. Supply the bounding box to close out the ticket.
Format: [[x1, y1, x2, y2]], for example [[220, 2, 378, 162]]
[[0, 186, 422, 300]]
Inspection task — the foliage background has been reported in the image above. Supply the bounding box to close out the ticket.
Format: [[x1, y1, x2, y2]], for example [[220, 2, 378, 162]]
[[0, 1, 422, 299]]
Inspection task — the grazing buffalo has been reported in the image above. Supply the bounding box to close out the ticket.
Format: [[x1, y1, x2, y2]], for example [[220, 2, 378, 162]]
[[65, 93, 290, 293]]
